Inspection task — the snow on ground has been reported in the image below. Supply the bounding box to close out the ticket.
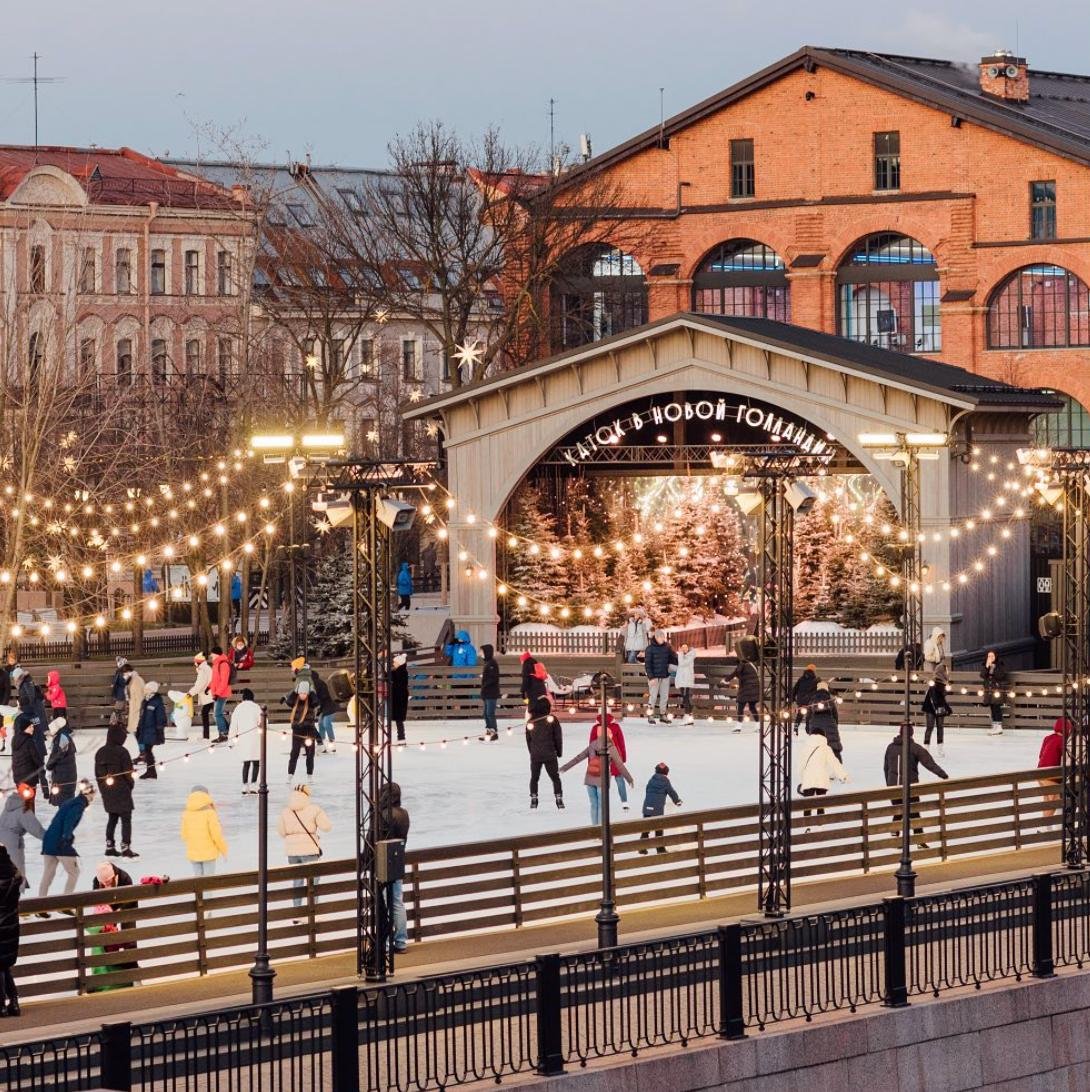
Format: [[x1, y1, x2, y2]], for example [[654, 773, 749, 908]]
[[5, 715, 1044, 894]]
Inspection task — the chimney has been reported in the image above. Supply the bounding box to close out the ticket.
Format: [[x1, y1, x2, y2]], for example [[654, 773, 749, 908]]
[[979, 50, 1029, 102]]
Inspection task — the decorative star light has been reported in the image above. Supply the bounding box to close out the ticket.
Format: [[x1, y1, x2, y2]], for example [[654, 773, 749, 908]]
[[58, 430, 78, 450], [373, 307, 390, 325], [62, 456, 77, 473], [313, 516, 333, 536], [425, 420, 440, 439], [46, 521, 64, 536], [46, 554, 64, 573], [408, 387, 424, 403], [366, 429, 379, 443], [453, 339, 483, 381]]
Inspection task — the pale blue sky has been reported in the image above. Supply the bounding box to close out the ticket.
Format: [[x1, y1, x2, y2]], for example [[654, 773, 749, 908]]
[[2, 1, 1087, 167]]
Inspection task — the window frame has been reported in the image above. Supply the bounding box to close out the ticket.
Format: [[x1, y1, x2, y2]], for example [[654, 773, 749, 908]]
[[183, 249, 200, 296], [217, 250, 233, 296], [691, 239, 790, 320], [78, 336, 96, 376], [115, 247, 133, 294], [150, 249, 167, 295], [116, 338, 133, 386], [873, 131, 901, 192], [150, 338, 169, 385], [1030, 181, 1056, 241], [78, 247, 96, 294], [401, 338, 419, 381], [729, 138, 755, 199], [29, 244, 46, 293], [986, 264, 1090, 350], [184, 338, 202, 375]]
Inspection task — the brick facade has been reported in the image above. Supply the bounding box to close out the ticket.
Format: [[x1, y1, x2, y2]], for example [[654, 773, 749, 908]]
[[575, 50, 1090, 417]]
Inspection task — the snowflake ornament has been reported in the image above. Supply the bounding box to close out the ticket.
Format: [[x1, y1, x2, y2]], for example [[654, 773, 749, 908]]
[[425, 420, 440, 439], [408, 388, 424, 403], [313, 516, 333, 536], [373, 307, 390, 325], [366, 429, 379, 443], [62, 456, 77, 473], [453, 339, 483, 381], [58, 431, 78, 450]]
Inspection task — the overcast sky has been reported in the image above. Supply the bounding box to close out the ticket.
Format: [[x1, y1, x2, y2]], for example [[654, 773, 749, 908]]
[[2, 2, 1087, 168]]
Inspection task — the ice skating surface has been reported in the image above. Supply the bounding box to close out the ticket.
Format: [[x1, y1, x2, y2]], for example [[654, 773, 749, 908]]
[[9, 716, 1044, 892]]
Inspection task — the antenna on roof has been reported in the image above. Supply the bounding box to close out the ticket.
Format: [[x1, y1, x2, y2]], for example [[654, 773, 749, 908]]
[[548, 98, 556, 164], [0, 52, 66, 148], [659, 87, 665, 148]]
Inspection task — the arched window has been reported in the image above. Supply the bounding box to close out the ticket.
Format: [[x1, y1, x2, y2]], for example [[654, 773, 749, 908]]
[[551, 245, 647, 351], [692, 239, 789, 321], [1033, 392, 1090, 447], [987, 265, 1090, 349], [836, 233, 940, 352]]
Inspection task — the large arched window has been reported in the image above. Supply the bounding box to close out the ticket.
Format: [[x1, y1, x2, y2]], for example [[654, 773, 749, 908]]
[[1033, 392, 1090, 447], [551, 245, 647, 351], [836, 233, 940, 352], [987, 265, 1090, 349], [691, 239, 789, 321]]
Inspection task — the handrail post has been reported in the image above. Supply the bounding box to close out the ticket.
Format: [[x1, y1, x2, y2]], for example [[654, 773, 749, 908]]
[[882, 896, 909, 1008], [717, 923, 747, 1039], [1031, 873, 1056, 978], [534, 953, 564, 1076], [330, 986, 361, 1092], [99, 1020, 133, 1091]]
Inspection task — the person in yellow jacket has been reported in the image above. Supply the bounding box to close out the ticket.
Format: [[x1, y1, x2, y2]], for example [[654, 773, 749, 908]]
[[179, 785, 228, 876]]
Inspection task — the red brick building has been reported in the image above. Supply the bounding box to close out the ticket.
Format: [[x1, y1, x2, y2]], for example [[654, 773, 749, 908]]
[[552, 47, 1090, 442]]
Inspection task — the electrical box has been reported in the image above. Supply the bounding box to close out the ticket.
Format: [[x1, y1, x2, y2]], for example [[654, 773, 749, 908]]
[[375, 839, 405, 883]]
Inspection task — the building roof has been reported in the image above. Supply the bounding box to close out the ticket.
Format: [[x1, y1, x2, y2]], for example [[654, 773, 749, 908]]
[[0, 145, 239, 209], [574, 46, 1090, 177], [404, 312, 1062, 420]]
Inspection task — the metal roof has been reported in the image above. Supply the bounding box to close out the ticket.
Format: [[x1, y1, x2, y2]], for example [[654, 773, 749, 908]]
[[403, 312, 1062, 420]]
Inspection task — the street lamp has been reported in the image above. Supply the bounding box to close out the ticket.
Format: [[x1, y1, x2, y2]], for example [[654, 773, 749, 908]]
[[859, 430, 947, 897], [591, 671, 619, 948], [249, 704, 275, 1004]]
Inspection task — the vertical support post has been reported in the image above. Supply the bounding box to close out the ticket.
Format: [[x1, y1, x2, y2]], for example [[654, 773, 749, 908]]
[[896, 454, 920, 899], [882, 896, 909, 1008], [288, 495, 299, 659], [330, 986, 361, 1092], [534, 953, 565, 1076], [594, 675, 618, 948], [131, 565, 144, 659], [1061, 473, 1089, 870], [99, 1021, 133, 1091], [757, 472, 793, 917], [1031, 872, 1056, 978], [717, 924, 747, 1040], [249, 704, 275, 1003]]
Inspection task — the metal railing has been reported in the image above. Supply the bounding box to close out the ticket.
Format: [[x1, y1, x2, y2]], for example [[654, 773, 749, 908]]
[[10, 629, 271, 663], [4, 868, 1085, 1092]]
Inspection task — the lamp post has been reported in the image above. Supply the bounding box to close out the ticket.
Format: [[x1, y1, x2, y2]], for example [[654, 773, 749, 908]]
[[592, 671, 619, 949], [249, 704, 276, 1004], [859, 431, 948, 898]]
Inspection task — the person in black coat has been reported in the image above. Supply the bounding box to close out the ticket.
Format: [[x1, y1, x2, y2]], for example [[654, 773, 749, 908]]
[[884, 723, 949, 843], [373, 783, 410, 953], [45, 720, 78, 803], [980, 650, 1009, 735], [11, 668, 47, 793], [0, 845, 22, 1016], [0, 649, 15, 709], [922, 665, 951, 752], [135, 683, 167, 780], [808, 681, 843, 759], [519, 651, 539, 701], [282, 688, 320, 777], [726, 659, 761, 729], [643, 632, 677, 723], [479, 643, 501, 742], [639, 762, 682, 854], [312, 671, 339, 753], [389, 655, 409, 743], [791, 665, 819, 734], [525, 705, 564, 809], [94, 725, 137, 858], [11, 716, 42, 789]]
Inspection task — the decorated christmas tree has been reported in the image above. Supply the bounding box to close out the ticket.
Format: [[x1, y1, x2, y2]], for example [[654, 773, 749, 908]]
[[506, 484, 569, 619]]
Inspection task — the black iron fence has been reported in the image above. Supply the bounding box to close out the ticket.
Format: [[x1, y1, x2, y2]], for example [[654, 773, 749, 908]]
[[2, 869, 1084, 1091]]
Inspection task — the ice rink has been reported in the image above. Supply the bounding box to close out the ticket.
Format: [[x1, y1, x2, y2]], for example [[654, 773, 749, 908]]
[[7, 713, 1045, 894]]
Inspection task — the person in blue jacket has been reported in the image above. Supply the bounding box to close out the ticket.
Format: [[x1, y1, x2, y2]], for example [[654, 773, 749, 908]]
[[39, 780, 95, 901], [136, 681, 168, 780], [445, 629, 478, 669], [396, 562, 414, 611]]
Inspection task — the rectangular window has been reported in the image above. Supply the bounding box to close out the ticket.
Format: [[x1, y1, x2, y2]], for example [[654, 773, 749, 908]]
[[185, 338, 201, 375], [218, 337, 235, 384], [1031, 181, 1056, 240], [401, 339, 418, 380], [359, 338, 375, 375], [150, 249, 166, 295], [217, 250, 232, 295], [286, 203, 314, 227], [116, 339, 133, 385], [330, 338, 345, 376], [29, 245, 45, 292], [78, 247, 96, 294], [401, 420, 416, 456], [730, 139, 755, 198], [115, 247, 132, 294], [79, 337, 96, 375], [874, 131, 901, 191], [301, 336, 317, 370], [184, 249, 200, 295], [151, 338, 168, 384], [359, 417, 376, 448]]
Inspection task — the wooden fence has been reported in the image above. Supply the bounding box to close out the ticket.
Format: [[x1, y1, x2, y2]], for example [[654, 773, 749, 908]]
[[792, 630, 903, 656], [15, 765, 1063, 1000]]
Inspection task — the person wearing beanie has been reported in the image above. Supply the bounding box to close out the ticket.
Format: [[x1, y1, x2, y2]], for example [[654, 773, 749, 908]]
[[277, 783, 333, 907], [180, 786, 228, 875], [0, 784, 44, 891], [39, 780, 95, 901], [136, 681, 167, 779], [44, 670, 67, 724], [45, 717, 78, 802], [588, 714, 629, 810], [230, 688, 264, 792], [479, 644, 500, 742], [561, 719, 633, 823], [674, 644, 697, 725], [884, 724, 948, 846], [808, 681, 843, 760], [188, 653, 214, 740], [519, 651, 539, 702], [639, 762, 682, 853]]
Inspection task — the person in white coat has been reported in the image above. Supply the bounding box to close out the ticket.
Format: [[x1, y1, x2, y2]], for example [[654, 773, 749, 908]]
[[277, 784, 332, 907], [229, 688, 264, 793], [188, 654, 215, 740], [922, 627, 947, 677], [796, 725, 848, 829], [674, 644, 697, 724]]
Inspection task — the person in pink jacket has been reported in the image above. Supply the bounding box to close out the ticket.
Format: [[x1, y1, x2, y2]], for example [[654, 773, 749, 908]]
[[44, 671, 67, 722], [588, 714, 630, 811]]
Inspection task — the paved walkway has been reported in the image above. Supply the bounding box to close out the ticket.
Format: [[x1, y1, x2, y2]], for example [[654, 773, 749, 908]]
[[0, 843, 1060, 1043]]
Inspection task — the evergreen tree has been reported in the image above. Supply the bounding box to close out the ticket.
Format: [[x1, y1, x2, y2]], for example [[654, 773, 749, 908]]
[[305, 534, 356, 658], [506, 484, 568, 619]]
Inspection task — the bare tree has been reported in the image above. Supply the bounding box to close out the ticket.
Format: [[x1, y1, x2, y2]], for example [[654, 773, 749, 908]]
[[347, 121, 645, 384]]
